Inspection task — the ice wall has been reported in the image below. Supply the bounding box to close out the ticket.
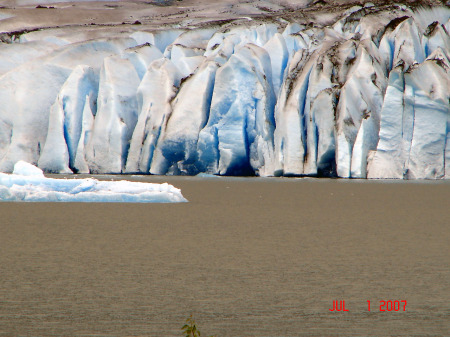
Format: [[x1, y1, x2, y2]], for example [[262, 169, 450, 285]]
[[0, 6, 449, 179]]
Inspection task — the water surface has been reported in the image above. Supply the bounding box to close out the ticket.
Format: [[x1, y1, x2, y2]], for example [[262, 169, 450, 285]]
[[0, 176, 448, 336]]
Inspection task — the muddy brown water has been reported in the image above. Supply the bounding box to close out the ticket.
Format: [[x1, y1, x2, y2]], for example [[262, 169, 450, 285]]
[[0, 176, 449, 336]]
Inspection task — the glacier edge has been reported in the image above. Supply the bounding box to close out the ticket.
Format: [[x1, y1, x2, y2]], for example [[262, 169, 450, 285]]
[[0, 4, 449, 180]]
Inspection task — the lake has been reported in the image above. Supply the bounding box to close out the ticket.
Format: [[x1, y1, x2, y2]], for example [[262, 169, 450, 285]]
[[0, 176, 448, 336]]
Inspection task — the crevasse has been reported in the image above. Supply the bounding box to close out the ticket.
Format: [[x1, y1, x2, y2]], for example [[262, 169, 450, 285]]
[[0, 6, 449, 179]]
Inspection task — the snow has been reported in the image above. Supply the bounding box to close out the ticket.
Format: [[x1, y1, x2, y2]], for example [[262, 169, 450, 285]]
[[0, 161, 187, 203], [0, 4, 449, 179]]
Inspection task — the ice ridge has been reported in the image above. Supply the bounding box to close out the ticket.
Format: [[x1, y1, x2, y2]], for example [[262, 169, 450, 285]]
[[0, 6, 449, 179]]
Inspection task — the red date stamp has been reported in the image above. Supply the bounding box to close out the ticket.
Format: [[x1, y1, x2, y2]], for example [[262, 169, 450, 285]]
[[329, 300, 350, 311], [329, 300, 407, 311], [368, 300, 407, 311]]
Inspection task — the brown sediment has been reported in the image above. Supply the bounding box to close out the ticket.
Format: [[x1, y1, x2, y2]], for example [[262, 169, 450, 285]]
[[0, 176, 448, 336], [0, 0, 445, 38]]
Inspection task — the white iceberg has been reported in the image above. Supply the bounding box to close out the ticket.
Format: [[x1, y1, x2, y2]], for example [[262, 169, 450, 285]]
[[0, 161, 187, 203]]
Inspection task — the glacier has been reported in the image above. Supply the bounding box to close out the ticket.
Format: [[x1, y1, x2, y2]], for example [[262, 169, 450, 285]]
[[0, 2, 449, 179], [0, 161, 187, 202]]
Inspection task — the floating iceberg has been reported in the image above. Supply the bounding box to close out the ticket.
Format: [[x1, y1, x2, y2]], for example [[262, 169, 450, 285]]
[[0, 161, 187, 203]]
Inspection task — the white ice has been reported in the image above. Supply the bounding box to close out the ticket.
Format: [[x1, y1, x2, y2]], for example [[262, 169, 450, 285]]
[[0, 161, 187, 203], [0, 5, 449, 179]]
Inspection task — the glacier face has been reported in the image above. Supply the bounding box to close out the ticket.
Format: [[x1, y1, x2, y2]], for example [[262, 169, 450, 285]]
[[0, 4, 449, 179]]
